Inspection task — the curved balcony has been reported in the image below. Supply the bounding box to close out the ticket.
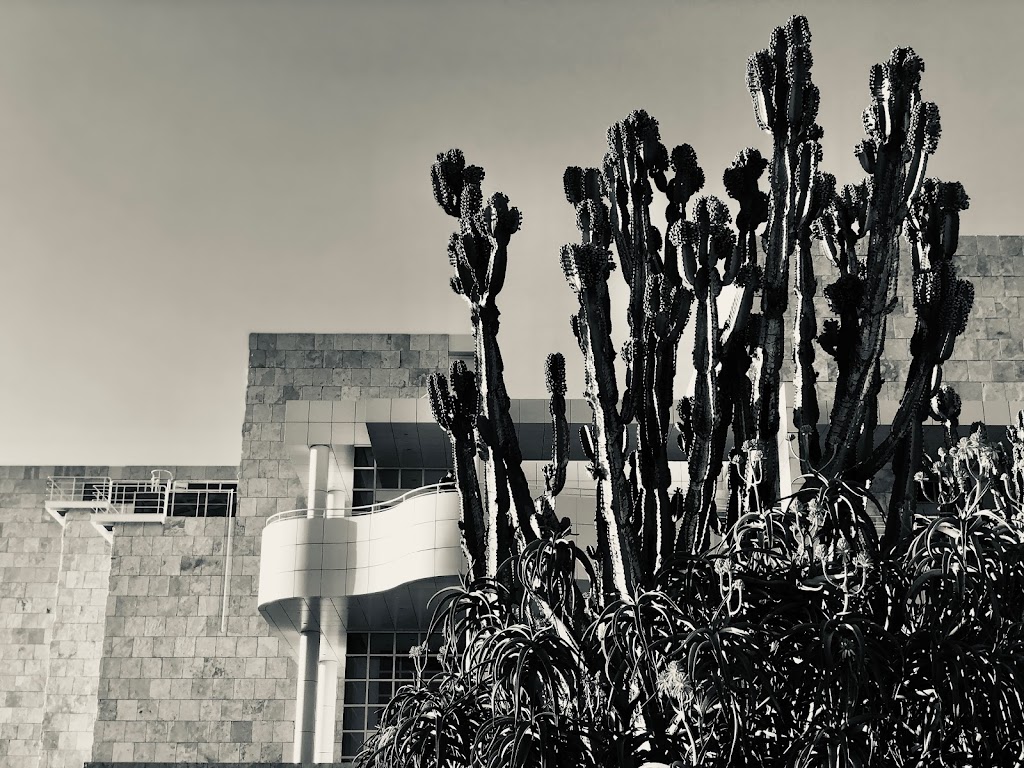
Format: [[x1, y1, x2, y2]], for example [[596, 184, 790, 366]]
[[258, 484, 464, 658]]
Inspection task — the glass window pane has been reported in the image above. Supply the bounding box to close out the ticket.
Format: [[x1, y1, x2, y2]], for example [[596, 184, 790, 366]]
[[369, 633, 393, 654], [344, 681, 366, 705], [353, 469, 375, 489], [341, 732, 364, 759], [366, 707, 382, 729], [342, 707, 366, 731], [354, 447, 375, 467], [347, 633, 369, 655], [400, 469, 422, 489], [367, 681, 393, 706], [368, 656, 394, 680], [346, 656, 367, 679], [376, 469, 399, 489], [396, 633, 418, 652], [423, 469, 446, 485]]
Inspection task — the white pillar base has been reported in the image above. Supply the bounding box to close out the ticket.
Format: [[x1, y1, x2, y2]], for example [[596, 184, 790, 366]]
[[314, 657, 339, 763], [293, 630, 320, 763]]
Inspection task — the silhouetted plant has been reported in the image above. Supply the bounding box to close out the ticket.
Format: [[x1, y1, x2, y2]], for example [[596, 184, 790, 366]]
[[356, 14, 1024, 768]]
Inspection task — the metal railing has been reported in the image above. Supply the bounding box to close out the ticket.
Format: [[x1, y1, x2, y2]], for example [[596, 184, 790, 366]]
[[46, 471, 172, 516], [266, 482, 457, 526], [46, 475, 115, 503]]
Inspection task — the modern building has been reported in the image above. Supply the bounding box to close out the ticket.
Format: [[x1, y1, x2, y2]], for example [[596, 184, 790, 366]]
[[2, 235, 1024, 768]]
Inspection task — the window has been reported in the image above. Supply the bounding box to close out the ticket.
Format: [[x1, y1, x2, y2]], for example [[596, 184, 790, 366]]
[[169, 481, 238, 518], [341, 631, 443, 761], [351, 446, 449, 511]]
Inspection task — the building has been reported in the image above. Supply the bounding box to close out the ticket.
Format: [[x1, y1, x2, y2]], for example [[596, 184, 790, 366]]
[[2, 235, 1024, 767]]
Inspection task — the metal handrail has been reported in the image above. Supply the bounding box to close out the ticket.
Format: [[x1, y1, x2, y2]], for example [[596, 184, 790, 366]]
[[46, 475, 172, 515], [46, 476, 114, 501], [266, 481, 457, 526]]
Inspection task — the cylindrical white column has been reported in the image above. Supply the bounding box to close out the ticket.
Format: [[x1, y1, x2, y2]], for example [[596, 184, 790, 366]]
[[308, 444, 330, 518], [293, 630, 321, 763], [314, 657, 339, 763], [326, 489, 349, 516]]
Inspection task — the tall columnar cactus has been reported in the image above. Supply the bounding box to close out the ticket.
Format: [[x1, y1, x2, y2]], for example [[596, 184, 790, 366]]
[[823, 47, 942, 474], [560, 240, 639, 601], [430, 149, 540, 560], [671, 197, 736, 552], [537, 352, 569, 531], [866, 179, 972, 549], [428, 360, 491, 578], [792, 143, 835, 469], [746, 15, 823, 501]]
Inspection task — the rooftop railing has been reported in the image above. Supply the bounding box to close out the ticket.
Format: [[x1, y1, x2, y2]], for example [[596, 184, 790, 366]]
[[266, 481, 456, 526]]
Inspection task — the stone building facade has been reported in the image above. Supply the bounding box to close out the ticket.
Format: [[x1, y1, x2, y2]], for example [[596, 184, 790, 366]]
[[0, 235, 1022, 767]]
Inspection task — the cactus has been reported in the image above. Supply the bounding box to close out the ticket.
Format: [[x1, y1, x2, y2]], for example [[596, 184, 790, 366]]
[[856, 179, 972, 549], [430, 149, 541, 563], [429, 15, 974, 601], [792, 143, 835, 469], [428, 361, 491, 579], [671, 197, 736, 551], [823, 47, 942, 474], [746, 16, 823, 502], [560, 241, 639, 601]]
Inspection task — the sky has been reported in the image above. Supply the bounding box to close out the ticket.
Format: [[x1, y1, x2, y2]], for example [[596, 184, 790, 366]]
[[0, 0, 1020, 465]]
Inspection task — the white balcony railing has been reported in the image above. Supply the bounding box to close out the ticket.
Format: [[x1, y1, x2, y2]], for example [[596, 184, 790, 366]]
[[265, 482, 456, 527]]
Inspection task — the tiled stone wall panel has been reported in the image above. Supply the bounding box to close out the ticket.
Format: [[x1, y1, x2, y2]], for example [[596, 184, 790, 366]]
[[38, 512, 111, 768], [0, 468, 58, 768], [0, 465, 233, 768], [789, 235, 1024, 406]]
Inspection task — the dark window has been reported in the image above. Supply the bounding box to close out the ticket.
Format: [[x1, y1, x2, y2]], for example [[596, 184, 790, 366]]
[[342, 630, 443, 761]]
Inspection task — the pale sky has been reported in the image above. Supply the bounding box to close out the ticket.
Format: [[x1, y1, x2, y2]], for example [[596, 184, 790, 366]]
[[0, 0, 1020, 465]]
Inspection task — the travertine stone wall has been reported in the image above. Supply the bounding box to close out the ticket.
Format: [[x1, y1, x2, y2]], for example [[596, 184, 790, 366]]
[[0, 465, 233, 768], [93, 516, 269, 764], [797, 234, 1024, 408], [38, 512, 111, 768], [0, 467, 58, 768]]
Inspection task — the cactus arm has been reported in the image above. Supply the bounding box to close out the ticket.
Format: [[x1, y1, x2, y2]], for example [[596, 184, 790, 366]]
[[562, 244, 639, 601], [474, 307, 540, 544], [428, 365, 487, 579], [431, 150, 544, 573], [672, 197, 735, 550], [542, 353, 569, 500], [792, 149, 833, 470], [534, 353, 569, 535]]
